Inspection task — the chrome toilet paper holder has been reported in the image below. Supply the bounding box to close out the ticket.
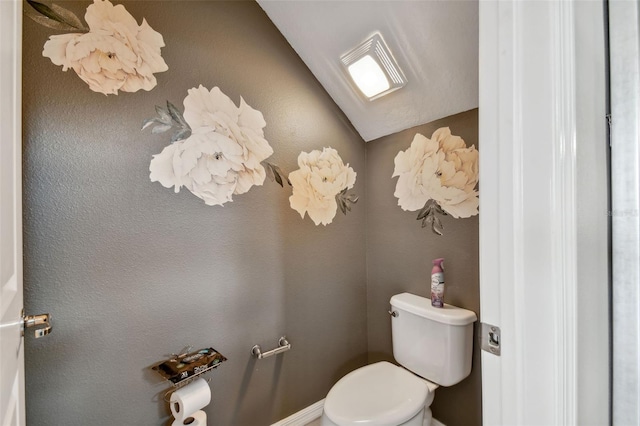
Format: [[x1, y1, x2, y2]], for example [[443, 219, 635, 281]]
[[251, 336, 291, 359], [153, 346, 227, 402]]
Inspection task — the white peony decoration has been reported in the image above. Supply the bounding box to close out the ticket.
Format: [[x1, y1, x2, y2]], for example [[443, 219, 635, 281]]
[[392, 127, 479, 234], [147, 86, 274, 206], [35, 0, 168, 95], [289, 148, 357, 226]]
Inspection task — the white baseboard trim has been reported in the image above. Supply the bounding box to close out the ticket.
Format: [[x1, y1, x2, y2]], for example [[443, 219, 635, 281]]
[[271, 399, 446, 426], [271, 399, 325, 426]]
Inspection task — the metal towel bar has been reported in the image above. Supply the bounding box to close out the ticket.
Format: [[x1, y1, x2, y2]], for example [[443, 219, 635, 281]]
[[251, 336, 291, 359]]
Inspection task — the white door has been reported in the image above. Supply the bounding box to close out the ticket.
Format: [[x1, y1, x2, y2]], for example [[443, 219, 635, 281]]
[[479, 1, 609, 424], [0, 1, 25, 425]]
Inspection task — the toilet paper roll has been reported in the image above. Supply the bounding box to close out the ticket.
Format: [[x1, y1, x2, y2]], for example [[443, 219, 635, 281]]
[[171, 410, 206, 426], [170, 378, 211, 421]]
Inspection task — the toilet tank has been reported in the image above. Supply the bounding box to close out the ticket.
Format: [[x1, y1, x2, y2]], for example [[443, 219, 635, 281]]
[[390, 292, 477, 387]]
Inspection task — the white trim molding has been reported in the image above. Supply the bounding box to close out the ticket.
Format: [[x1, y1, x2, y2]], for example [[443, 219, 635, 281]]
[[479, 0, 608, 425], [270, 399, 447, 426], [271, 399, 325, 426]]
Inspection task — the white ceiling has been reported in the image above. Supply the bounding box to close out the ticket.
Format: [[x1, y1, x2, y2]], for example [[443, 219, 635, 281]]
[[257, 1, 479, 142]]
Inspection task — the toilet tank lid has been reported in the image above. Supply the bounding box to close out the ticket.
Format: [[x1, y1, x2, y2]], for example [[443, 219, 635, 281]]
[[390, 293, 477, 325]]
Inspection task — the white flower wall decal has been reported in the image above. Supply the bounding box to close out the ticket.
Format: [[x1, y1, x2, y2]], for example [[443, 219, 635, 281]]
[[146, 85, 274, 206], [143, 88, 358, 221], [392, 127, 479, 234], [31, 0, 168, 95], [288, 148, 358, 226]]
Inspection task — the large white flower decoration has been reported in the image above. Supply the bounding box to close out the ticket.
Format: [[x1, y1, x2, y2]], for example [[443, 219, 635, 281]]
[[392, 127, 478, 231], [182, 86, 274, 194], [148, 86, 274, 206], [289, 148, 357, 226], [41, 0, 168, 95]]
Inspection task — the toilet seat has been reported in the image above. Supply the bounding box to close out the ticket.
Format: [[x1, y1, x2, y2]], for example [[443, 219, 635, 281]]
[[323, 361, 430, 426]]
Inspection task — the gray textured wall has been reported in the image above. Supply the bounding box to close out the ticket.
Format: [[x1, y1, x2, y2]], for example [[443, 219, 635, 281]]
[[22, 2, 367, 425], [365, 110, 481, 426]]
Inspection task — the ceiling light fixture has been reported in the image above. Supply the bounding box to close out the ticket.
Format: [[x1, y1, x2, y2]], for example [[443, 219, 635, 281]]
[[340, 32, 407, 101]]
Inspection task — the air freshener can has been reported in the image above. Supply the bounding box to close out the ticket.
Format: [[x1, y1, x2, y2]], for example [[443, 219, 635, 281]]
[[431, 258, 445, 308]]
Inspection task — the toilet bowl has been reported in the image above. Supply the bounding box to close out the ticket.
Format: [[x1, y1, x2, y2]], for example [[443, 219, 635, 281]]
[[321, 293, 477, 426], [321, 362, 438, 426]]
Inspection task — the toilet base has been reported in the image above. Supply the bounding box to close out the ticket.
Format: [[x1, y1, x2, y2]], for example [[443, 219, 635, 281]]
[[422, 407, 432, 426], [321, 407, 430, 426]]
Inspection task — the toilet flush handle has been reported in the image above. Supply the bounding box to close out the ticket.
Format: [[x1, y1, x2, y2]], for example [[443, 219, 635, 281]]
[[388, 310, 399, 317]]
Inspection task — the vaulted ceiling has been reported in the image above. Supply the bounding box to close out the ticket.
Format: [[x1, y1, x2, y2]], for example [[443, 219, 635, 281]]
[[258, 1, 479, 142]]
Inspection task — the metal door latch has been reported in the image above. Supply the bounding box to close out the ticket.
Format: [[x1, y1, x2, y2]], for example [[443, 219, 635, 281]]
[[481, 322, 500, 356], [23, 312, 52, 338]]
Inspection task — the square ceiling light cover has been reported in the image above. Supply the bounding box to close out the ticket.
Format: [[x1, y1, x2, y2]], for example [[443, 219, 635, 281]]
[[340, 32, 407, 101]]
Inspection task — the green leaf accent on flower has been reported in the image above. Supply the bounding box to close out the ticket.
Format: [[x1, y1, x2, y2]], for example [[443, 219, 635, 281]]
[[151, 124, 172, 134], [154, 105, 172, 125], [141, 117, 163, 131], [167, 101, 189, 129], [25, 13, 81, 32], [171, 129, 192, 143], [263, 162, 291, 187], [273, 164, 291, 186], [142, 101, 192, 143], [336, 187, 359, 216], [422, 214, 444, 236], [417, 199, 446, 235], [26, 0, 88, 31], [273, 168, 284, 187]]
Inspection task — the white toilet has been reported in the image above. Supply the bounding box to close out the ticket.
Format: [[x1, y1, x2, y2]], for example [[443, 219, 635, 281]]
[[321, 292, 477, 426]]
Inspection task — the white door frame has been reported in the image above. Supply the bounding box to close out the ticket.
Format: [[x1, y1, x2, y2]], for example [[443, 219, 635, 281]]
[[479, 1, 608, 425], [609, 1, 640, 424], [0, 0, 25, 424]]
